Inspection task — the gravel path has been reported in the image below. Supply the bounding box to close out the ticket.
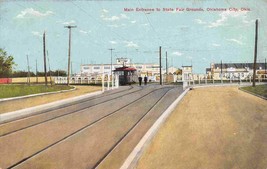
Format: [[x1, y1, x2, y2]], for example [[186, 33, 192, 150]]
[[135, 86, 267, 169]]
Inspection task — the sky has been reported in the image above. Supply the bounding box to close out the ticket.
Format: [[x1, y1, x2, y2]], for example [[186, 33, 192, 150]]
[[0, 0, 267, 74]]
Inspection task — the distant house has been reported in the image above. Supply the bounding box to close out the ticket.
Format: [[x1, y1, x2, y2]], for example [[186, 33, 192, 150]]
[[207, 63, 266, 80]]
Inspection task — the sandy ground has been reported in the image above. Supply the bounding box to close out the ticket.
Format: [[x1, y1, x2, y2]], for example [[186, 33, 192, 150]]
[[0, 85, 101, 114], [135, 86, 267, 169]]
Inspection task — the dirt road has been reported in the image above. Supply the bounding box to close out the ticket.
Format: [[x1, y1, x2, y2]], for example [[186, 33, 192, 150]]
[[135, 86, 267, 169]]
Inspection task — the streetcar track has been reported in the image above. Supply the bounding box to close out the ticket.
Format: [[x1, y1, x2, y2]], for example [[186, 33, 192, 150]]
[[7, 87, 172, 169], [93, 87, 174, 169], [0, 86, 144, 137], [0, 85, 134, 125]]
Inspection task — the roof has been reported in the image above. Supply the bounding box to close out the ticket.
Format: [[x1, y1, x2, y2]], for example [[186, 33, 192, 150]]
[[214, 63, 265, 69], [114, 66, 136, 71]]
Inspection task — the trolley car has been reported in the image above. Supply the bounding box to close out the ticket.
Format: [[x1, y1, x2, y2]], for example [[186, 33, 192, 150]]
[[114, 66, 138, 85]]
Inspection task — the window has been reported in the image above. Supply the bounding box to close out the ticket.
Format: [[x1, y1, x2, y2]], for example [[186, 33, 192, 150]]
[[104, 66, 110, 69], [93, 66, 100, 69], [83, 66, 90, 70]]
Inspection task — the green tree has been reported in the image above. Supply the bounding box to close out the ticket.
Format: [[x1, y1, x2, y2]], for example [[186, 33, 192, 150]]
[[0, 48, 15, 78]]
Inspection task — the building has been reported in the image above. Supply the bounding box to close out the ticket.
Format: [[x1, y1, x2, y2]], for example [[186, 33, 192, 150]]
[[79, 58, 184, 83], [181, 66, 193, 81], [207, 62, 267, 80]]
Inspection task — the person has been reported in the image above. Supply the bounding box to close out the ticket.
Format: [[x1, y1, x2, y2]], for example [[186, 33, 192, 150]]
[[138, 76, 142, 86], [144, 75, 148, 85]]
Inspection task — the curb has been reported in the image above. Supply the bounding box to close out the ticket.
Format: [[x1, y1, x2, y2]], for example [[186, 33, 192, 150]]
[[239, 87, 267, 100], [191, 83, 251, 89], [120, 87, 190, 169], [0, 90, 103, 123], [0, 86, 77, 102]]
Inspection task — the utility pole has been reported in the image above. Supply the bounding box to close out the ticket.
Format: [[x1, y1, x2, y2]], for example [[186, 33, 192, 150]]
[[47, 50, 52, 86], [108, 48, 115, 75], [252, 19, 258, 87], [27, 55, 30, 85], [64, 25, 77, 86], [166, 51, 168, 74], [265, 58, 266, 75], [159, 46, 162, 85], [221, 60, 223, 83], [71, 61, 73, 76], [36, 59, 38, 84], [43, 31, 48, 86]]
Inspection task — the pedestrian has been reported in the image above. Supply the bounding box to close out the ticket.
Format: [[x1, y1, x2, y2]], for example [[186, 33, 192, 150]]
[[144, 75, 148, 85], [138, 76, 142, 86]]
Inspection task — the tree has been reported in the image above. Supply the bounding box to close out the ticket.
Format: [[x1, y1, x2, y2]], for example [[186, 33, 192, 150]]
[[0, 48, 15, 78], [12, 71, 35, 77]]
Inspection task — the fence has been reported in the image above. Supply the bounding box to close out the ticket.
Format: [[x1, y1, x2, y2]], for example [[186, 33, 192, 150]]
[[54, 74, 119, 91], [182, 74, 267, 89], [0, 78, 12, 84]]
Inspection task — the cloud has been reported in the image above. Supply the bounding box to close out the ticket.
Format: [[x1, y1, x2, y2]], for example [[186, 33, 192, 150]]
[[208, 10, 248, 28], [142, 23, 149, 26], [107, 24, 126, 28], [195, 19, 206, 24], [109, 41, 117, 44], [104, 16, 120, 21], [108, 24, 119, 28], [79, 30, 91, 34], [62, 20, 76, 25], [226, 38, 243, 45], [102, 9, 109, 13], [120, 14, 129, 19], [16, 8, 53, 19], [131, 20, 137, 24], [32, 31, 42, 37], [172, 51, 183, 56], [124, 41, 139, 48], [102, 13, 129, 22], [212, 43, 221, 47]]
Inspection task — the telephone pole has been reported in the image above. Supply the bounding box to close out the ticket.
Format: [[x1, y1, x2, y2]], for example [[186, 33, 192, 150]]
[[159, 46, 162, 85], [108, 48, 115, 75], [166, 51, 168, 74], [36, 59, 38, 84], [265, 58, 266, 75], [221, 60, 223, 83], [71, 61, 73, 76], [47, 50, 52, 86], [252, 19, 258, 87], [43, 31, 48, 86], [27, 55, 30, 85], [64, 25, 77, 86]]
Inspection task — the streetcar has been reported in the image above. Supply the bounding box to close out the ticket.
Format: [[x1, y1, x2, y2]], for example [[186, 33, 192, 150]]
[[113, 66, 138, 85]]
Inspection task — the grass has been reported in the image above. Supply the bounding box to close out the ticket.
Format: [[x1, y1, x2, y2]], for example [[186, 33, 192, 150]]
[[0, 84, 73, 99], [241, 84, 267, 98]]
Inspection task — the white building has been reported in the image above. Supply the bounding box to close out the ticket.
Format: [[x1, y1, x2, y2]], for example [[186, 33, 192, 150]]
[[79, 58, 182, 83], [206, 63, 267, 80]]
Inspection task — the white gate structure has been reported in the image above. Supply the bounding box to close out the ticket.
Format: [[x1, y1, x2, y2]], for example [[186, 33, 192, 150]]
[[181, 73, 267, 89], [54, 73, 119, 92]]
